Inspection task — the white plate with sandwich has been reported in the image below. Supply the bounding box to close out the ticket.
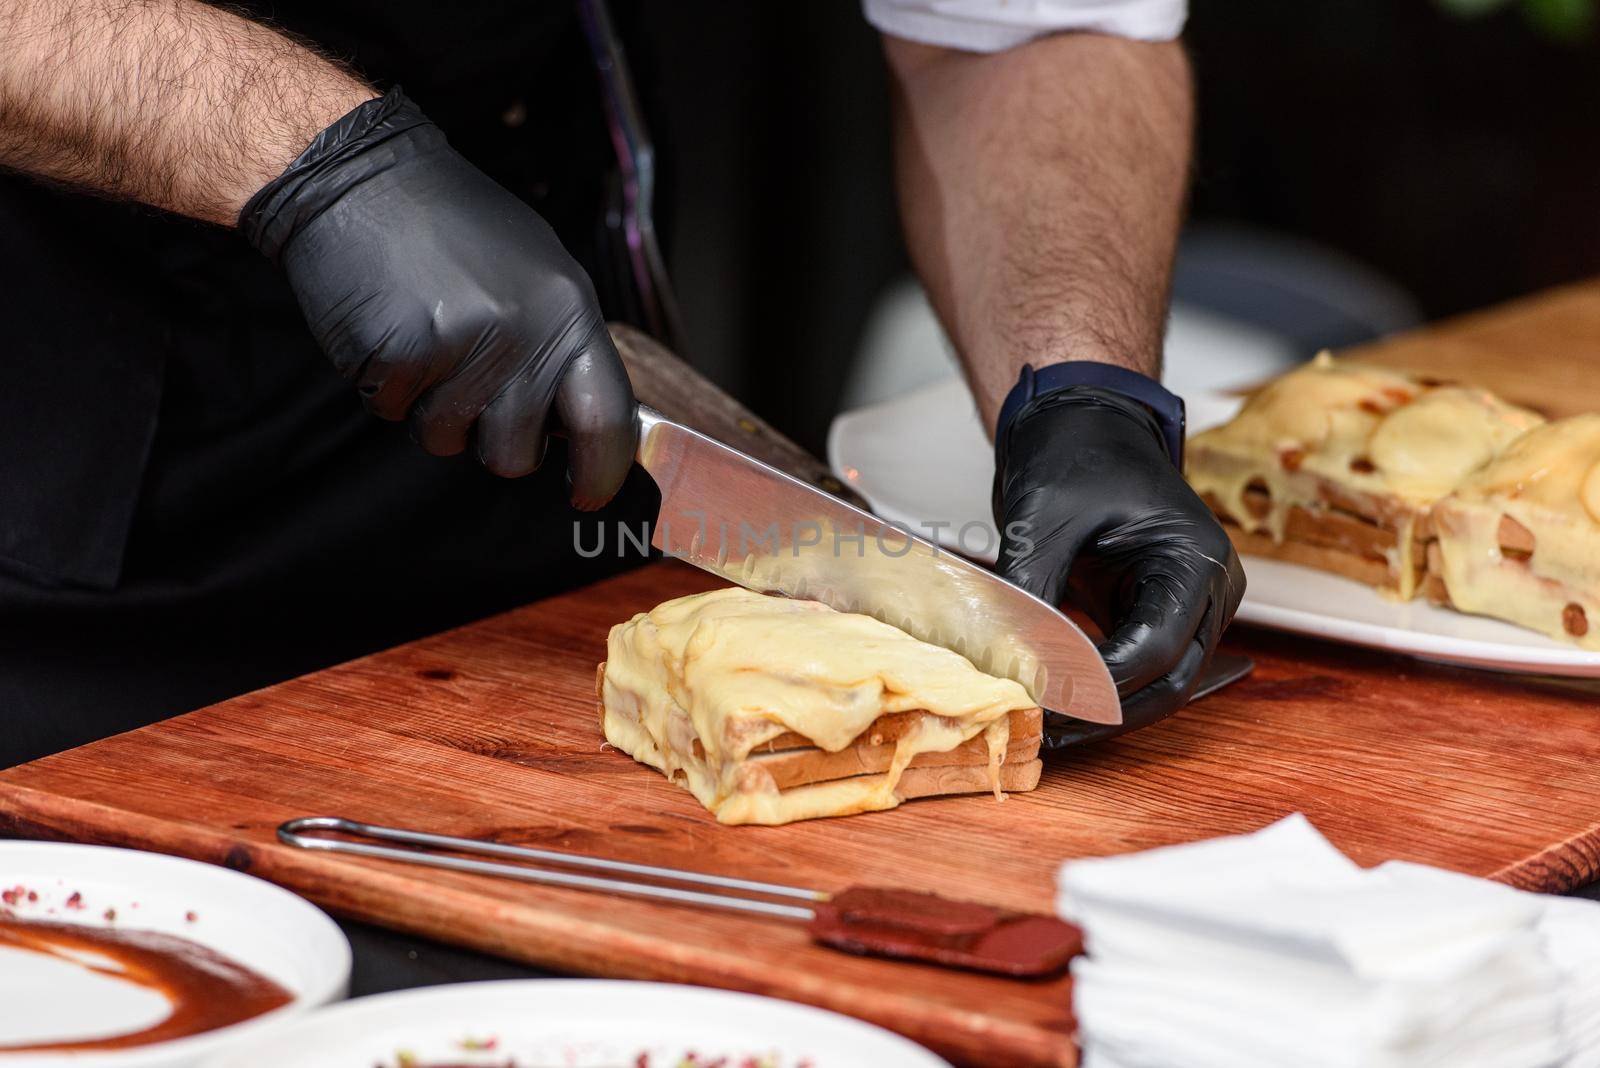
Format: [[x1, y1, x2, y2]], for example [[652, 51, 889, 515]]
[[200, 979, 952, 1068], [828, 369, 1600, 677]]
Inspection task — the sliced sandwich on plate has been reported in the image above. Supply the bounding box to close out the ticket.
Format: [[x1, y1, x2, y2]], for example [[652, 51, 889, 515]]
[[1186, 353, 1543, 599], [1424, 414, 1600, 649], [1186, 351, 1600, 652]]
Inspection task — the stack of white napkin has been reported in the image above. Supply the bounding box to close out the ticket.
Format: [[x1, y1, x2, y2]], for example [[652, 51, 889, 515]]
[[1546, 893, 1600, 1068], [1056, 815, 1600, 1068]]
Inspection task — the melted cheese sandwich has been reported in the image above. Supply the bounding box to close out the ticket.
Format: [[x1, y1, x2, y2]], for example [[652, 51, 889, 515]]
[[1423, 415, 1600, 648], [598, 587, 1043, 826], [1187, 353, 1543, 598]]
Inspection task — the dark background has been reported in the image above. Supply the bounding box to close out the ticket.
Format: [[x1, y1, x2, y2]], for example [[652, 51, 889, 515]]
[[628, 0, 1600, 453]]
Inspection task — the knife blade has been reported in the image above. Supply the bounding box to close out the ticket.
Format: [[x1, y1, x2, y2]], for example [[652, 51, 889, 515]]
[[633, 405, 1121, 726]]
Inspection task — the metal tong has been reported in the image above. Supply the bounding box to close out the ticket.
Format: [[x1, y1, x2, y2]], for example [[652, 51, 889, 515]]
[[277, 816, 1082, 977], [279, 815, 822, 920]]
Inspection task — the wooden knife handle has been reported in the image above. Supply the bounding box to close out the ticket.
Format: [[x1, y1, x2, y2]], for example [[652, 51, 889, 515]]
[[608, 322, 869, 510]]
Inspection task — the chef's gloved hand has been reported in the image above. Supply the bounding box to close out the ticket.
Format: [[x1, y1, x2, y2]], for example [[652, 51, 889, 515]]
[[239, 87, 635, 510], [993, 381, 1245, 747]]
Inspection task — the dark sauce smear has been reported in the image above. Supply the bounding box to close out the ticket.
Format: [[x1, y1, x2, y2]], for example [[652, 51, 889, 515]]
[[0, 917, 293, 1051]]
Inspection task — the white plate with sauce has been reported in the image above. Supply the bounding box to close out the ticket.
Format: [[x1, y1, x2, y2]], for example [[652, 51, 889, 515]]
[[828, 380, 1600, 677], [0, 841, 350, 1067], [200, 979, 952, 1068]]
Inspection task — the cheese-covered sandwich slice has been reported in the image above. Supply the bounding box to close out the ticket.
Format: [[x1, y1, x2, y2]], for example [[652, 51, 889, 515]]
[[1427, 415, 1600, 648], [599, 587, 1040, 825], [1187, 353, 1543, 597]]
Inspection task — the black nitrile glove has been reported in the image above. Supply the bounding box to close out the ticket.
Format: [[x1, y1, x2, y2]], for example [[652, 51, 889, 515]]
[[993, 385, 1245, 747], [240, 87, 635, 510]]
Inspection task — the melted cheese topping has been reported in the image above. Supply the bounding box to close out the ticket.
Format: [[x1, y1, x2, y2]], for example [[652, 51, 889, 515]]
[[1187, 353, 1543, 597], [1432, 415, 1600, 649], [1368, 388, 1545, 501], [600, 587, 1036, 825], [1192, 353, 1419, 456]]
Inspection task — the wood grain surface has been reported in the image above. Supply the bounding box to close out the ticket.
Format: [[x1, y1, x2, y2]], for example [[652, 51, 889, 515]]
[[5, 283, 1600, 1067], [1344, 279, 1600, 417]]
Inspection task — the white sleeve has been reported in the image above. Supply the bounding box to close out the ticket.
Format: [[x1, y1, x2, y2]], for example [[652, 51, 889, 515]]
[[862, 0, 1187, 52]]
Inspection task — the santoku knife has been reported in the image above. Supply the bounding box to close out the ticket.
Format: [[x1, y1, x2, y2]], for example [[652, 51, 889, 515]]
[[630, 404, 1121, 726]]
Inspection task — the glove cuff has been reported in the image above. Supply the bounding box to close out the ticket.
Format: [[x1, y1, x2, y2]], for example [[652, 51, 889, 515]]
[[994, 385, 1173, 496], [995, 363, 1186, 469], [238, 85, 435, 264]]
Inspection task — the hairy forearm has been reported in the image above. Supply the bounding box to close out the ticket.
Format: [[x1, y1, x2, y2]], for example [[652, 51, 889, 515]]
[[886, 34, 1193, 430], [0, 0, 374, 225]]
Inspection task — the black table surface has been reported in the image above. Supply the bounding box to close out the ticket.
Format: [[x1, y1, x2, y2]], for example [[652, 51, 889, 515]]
[[342, 916, 558, 994]]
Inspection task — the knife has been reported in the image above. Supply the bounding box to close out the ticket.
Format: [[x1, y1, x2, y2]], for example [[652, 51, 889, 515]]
[[631, 404, 1121, 726]]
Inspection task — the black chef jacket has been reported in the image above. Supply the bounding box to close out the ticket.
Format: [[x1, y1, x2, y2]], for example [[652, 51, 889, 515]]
[[0, 2, 658, 767]]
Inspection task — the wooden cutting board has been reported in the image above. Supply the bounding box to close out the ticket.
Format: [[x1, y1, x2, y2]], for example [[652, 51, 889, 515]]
[[1343, 278, 1600, 418], [5, 561, 1600, 1067], [6, 282, 1600, 1067]]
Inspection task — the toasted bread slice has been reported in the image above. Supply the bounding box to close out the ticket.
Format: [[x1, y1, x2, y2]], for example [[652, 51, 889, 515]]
[[1202, 486, 1425, 594], [753, 705, 1043, 754], [892, 759, 1043, 800], [748, 735, 1041, 791], [1217, 515, 1399, 590]]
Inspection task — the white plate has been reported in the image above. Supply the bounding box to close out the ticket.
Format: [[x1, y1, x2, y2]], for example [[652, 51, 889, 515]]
[[201, 979, 953, 1068], [829, 376, 1001, 560], [1236, 557, 1600, 675], [828, 379, 1600, 677], [0, 842, 350, 1067]]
